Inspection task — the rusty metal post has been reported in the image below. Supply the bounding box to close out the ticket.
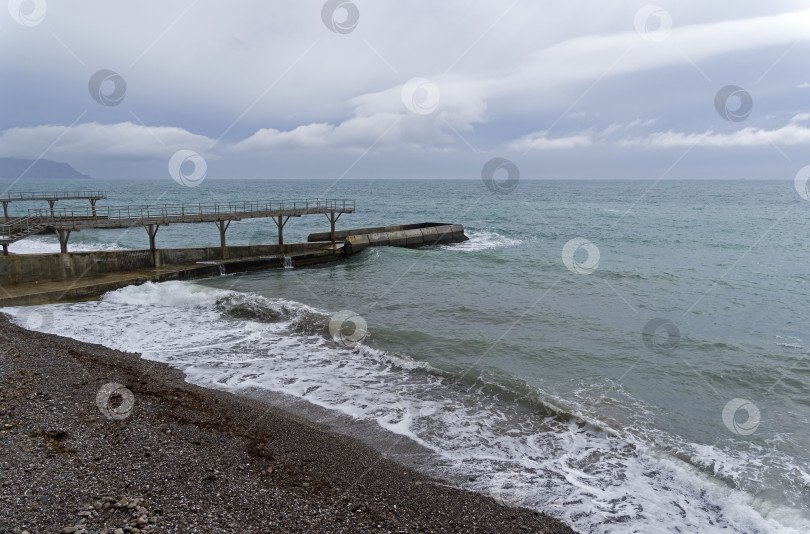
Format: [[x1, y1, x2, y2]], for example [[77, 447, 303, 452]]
[[273, 215, 290, 246], [325, 210, 342, 243], [215, 220, 231, 248], [57, 229, 71, 254], [145, 224, 160, 267], [215, 220, 231, 259]]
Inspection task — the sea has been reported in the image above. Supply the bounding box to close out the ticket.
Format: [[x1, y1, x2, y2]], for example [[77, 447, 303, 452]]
[[2, 178, 809, 534]]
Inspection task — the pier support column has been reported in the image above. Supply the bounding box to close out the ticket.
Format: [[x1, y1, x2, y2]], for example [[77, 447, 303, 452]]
[[47, 199, 56, 217], [273, 215, 290, 246], [325, 211, 342, 243], [215, 220, 231, 259], [1, 201, 8, 219], [89, 198, 98, 218], [145, 224, 160, 251], [2, 244, 8, 256], [57, 229, 71, 254], [145, 224, 160, 266]]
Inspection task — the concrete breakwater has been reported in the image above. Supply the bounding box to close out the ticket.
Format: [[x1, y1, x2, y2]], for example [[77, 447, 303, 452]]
[[0, 223, 467, 306], [309, 222, 468, 255]]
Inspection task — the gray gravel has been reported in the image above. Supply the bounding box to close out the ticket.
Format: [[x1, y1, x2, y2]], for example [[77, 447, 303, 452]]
[[0, 313, 578, 533]]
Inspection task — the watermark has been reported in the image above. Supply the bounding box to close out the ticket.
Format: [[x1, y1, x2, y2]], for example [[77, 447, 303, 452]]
[[14, 307, 53, 332], [328, 310, 368, 348], [88, 69, 127, 107], [634, 5, 672, 42], [481, 157, 520, 194], [249, 229, 273, 246], [8, 0, 46, 27], [722, 398, 760, 436], [407, 401, 443, 419], [321, 0, 359, 34], [401, 77, 440, 115], [488, 472, 529, 508], [169, 149, 207, 187], [95, 383, 135, 420], [714, 85, 753, 123], [794, 165, 810, 201], [641, 318, 680, 355], [562, 238, 600, 275]]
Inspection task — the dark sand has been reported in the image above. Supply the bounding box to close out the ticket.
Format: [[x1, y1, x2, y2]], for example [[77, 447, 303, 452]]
[[0, 314, 578, 533]]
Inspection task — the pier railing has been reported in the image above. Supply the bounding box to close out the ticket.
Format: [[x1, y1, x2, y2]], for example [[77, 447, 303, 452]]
[[3, 198, 356, 253], [28, 198, 355, 227], [0, 216, 48, 241], [0, 190, 107, 201]]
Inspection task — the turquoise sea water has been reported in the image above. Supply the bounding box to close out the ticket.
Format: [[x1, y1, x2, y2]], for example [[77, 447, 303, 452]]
[[3, 178, 809, 533]]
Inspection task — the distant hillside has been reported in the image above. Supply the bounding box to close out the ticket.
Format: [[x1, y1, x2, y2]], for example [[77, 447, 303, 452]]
[[0, 158, 92, 180]]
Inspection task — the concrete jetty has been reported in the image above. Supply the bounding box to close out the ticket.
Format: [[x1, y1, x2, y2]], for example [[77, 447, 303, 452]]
[[0, 221, 467, 307], [309, 222, 468, 255], [0, 188, 467, 306]]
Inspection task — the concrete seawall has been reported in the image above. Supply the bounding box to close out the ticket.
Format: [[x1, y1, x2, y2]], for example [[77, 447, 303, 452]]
[[1, 222, 468, 306], [0, 243, 345, 306], [0, 242, 330, 286]]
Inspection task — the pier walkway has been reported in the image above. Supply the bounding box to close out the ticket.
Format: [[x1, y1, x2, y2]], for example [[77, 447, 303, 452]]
[[0, 190, 107, 218], [1, 198, 354, 254]]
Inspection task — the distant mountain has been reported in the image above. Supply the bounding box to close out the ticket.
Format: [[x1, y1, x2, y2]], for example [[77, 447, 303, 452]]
[[0, 158, 93, 180]]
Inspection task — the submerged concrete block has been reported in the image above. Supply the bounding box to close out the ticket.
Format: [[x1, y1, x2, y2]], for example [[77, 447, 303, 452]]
[[387, 230, 409, 247], [366, 232, 391, 247], [344, 234, 370, 256], [404, 230, 425, 246], [419, 226, 439, 244], [433, 225, 455, 244]]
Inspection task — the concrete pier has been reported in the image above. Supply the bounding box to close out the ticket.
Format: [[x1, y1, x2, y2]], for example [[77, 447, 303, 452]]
[[0, 191, 470, 306], [0, 222, 467, 306]]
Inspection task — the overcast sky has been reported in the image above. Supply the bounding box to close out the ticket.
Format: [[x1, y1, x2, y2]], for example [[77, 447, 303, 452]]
[[1, 1, 809, 181]]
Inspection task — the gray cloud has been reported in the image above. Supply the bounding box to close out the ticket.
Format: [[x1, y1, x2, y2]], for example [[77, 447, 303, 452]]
[[1, 1, 808, 179]]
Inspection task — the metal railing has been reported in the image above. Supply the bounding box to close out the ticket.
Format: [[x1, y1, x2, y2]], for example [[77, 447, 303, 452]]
[[2, 198, 355, 244], [0, 216, 47, 241], [28, 199, 355, 225], [0, 190, 107, 201]]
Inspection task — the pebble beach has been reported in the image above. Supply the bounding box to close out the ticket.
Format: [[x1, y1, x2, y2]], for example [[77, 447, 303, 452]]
[[0, 313, 577, 533]]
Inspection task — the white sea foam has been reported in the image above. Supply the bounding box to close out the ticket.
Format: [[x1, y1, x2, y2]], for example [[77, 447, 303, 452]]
[[102, 281, 229, 308], [443, 230, 522, 252], [7, 236, 128, 255], [5, 280, 808, 534], [774, 335, 804, 349]]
